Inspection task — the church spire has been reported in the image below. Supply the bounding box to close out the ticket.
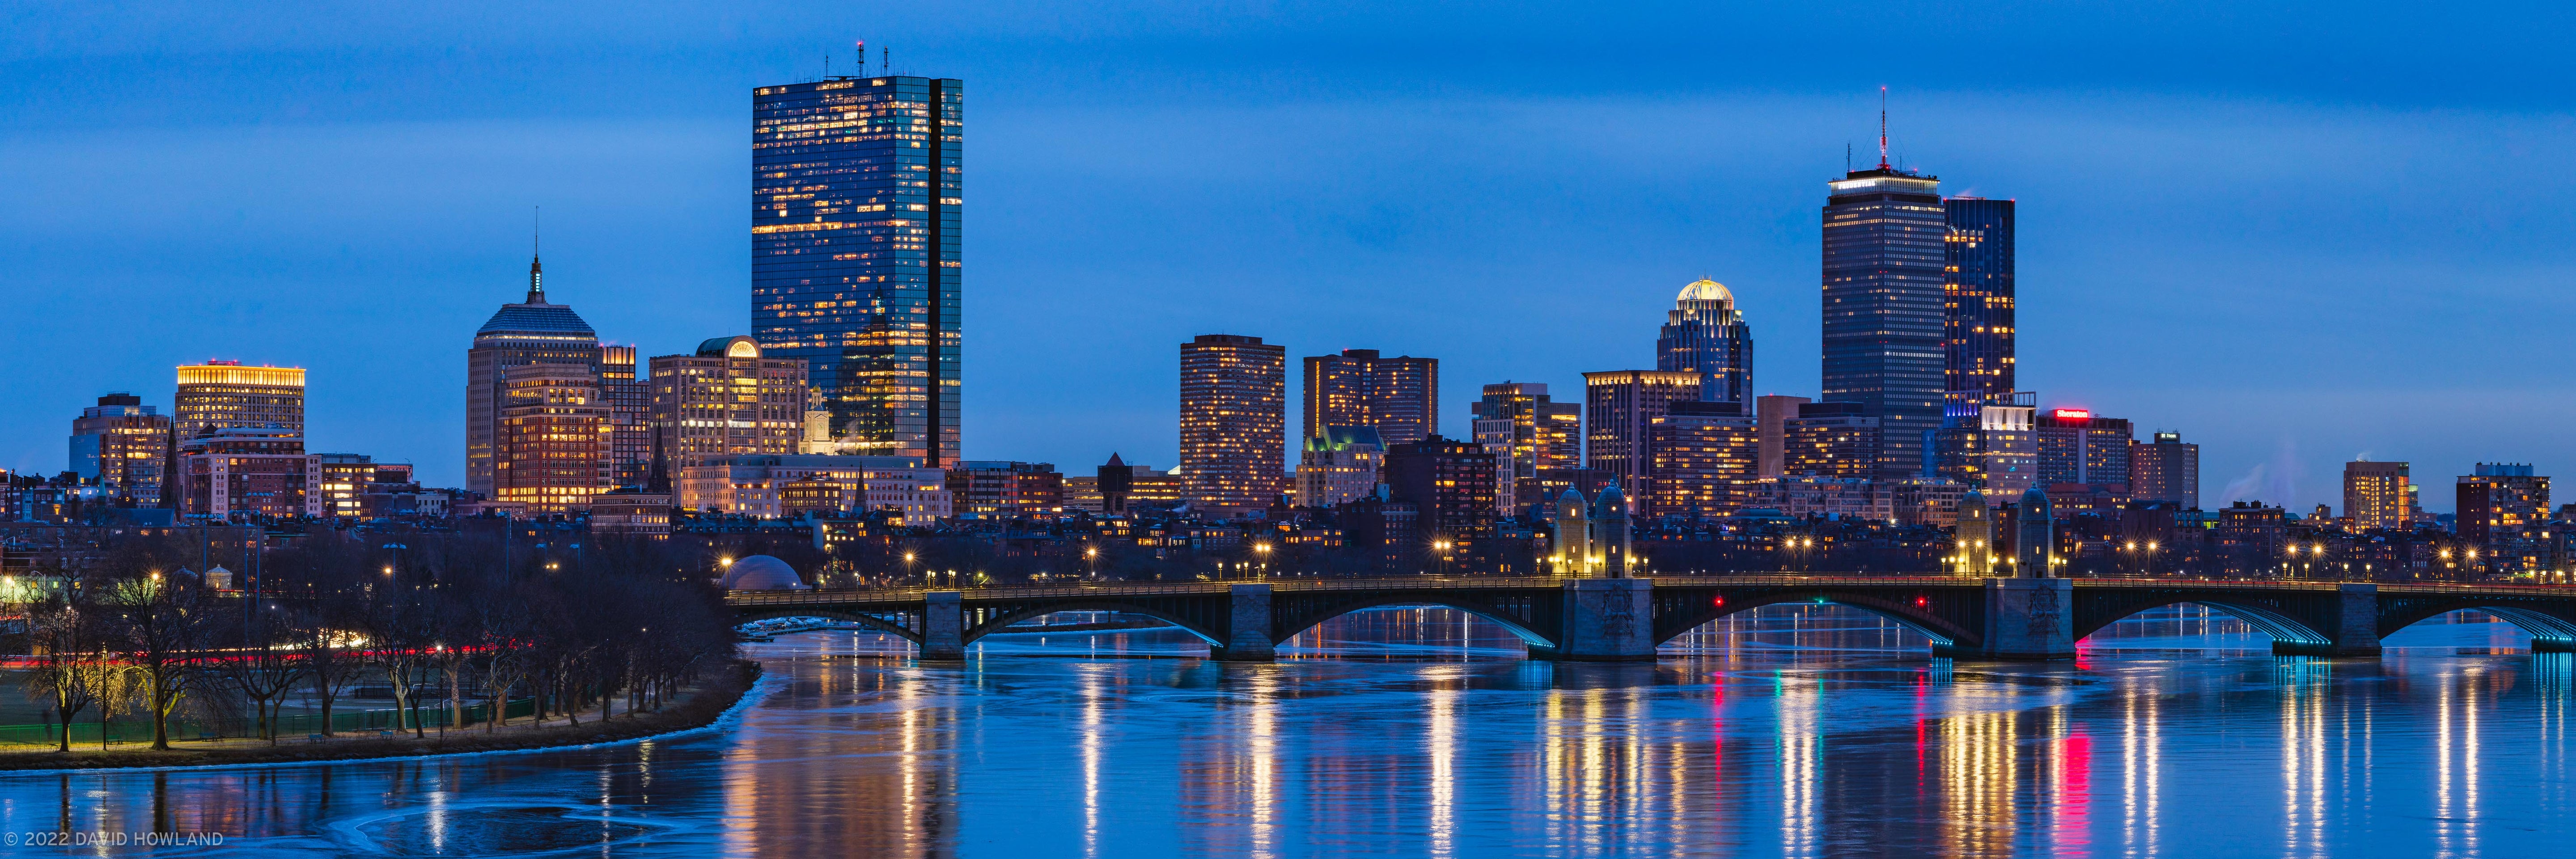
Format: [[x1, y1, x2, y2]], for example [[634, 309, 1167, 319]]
[[525, 206, 546, 304]]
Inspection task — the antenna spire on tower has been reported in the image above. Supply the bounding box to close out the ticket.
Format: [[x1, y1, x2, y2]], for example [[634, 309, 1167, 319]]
[[527, 206, 545, 304], [1877, 86, 1890, 170]]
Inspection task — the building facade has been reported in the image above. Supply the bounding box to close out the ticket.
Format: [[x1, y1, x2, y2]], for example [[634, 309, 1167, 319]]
[[1646, 401, 1758, 518], [1295, 425, 1384, 509], [599, 345, 652, 489], [1754, 394, 1812, 479], [1584, 370, 1700, 506], [1469, 382, 1580, 514], [1943, 197, 2016, 407], [2457, 463, 2549, 551], [2035, 408, 2133, 487], [1930, 397, 2038, 496], [1656, 279, 1754, 407], [1822, 166, 1946, 480], [177, 427, 319, 519], [495, 363, 612, 513], [1383, 435, 1499, 570], [650, 336, 809, 479], [677, 454, 949, 520], [69, 393, 170, 505], [1303, 349, 1438, 447], [2130, 432, 2200, 509], [752, 75, 964, 467], [2343, 460, 2414, 530], [1784, 401, 1881, 479], [947, 461, 1065, 518], [466, 257, 599, 496], [1180, 334, 1287, 516], [176, 362, 305, 438]]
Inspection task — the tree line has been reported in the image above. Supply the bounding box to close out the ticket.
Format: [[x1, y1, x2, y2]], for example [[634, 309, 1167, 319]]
[[13, 526, 738, 752]]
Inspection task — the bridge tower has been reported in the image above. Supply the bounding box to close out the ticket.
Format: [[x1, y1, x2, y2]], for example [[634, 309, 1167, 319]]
[[1592, 483, 1632, 577], [1956, 489, 1992, 574], [2015, 486, 2053, 577], [1553, 489, 1592, 575]]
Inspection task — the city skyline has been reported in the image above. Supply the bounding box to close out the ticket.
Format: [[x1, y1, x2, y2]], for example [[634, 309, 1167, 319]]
[[9, 2, 2576, 515]]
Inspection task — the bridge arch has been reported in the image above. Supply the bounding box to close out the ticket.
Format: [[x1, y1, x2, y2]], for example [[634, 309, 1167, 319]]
[[2069, 597, 2334, 651], [735, 607, 922, 643], [962, 602, 1227, 649], [1654, 593, 1970, 650], [2379, 602, 2576, 651], [1271, 597, 1561, 649]]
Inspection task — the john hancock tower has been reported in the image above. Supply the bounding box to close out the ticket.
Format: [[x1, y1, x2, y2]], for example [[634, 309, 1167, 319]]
[[753, 73, 963, 466]]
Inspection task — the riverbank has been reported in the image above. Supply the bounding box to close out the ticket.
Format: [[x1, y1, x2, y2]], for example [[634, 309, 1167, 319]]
[[0, 660, 761, 771]]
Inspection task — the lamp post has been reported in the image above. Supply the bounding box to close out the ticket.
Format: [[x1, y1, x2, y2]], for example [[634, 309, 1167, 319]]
[[1254, 543, 1271, 578], [1085, 547, 1099, 579]]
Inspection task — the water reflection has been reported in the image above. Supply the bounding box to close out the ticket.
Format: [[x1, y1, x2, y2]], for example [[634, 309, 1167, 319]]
[[0, 605, 2570, 856]]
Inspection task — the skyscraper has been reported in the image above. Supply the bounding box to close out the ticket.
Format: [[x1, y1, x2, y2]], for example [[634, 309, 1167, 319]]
[[2129, 432, 2200, 509], [1303, 349, 1438, 447], [176, 362, 306, 438], [1180, 334, 1286, 516], [466, 255, 598, 496], [752, 74, 964, 466], [1656, 279, 1753, 407], [1583, 370, 1700, 505], [1384, 435, 1500, 570], [1469, 382, 1580, 513], [1784, 401, 1881, 479], [1943, 197, 2015, 408], [69, 393, 171, 504], [599, 345, 652, 490], [2343, 460, 2414, 530], [1823, 163, 1945, 479], [2035, 408, 2134, 486]]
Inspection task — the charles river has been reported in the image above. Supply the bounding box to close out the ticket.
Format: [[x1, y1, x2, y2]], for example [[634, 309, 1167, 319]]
[[1, 606, 2565, 858]]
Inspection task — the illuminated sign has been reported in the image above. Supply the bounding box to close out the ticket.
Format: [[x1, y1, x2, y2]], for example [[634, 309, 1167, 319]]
[[2053, 409, 2091, 421]]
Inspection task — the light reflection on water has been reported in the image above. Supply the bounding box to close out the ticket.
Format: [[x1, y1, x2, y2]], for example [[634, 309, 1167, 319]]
[[0, 605, 2567, 857]]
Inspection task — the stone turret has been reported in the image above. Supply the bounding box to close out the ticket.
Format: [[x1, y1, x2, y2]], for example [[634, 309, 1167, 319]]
[[1553, 489, 1592, 575], [1591, 483, 1631, 577], [2015, 487, 2053, 577], [1956, 490, 1991, 575]]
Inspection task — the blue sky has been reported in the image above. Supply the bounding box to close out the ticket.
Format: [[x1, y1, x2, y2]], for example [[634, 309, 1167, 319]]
[[4, 1, 2572, 513]]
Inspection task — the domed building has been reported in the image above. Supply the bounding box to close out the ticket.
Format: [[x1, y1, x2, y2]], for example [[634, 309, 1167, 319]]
[[719, 555, 807, 591], [1656, 278, 1753, 407]]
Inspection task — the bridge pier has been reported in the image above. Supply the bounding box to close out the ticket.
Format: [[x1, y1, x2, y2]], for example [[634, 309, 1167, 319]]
[[1540, 578, 1656, 661], [1941, 578, 2076, 660], [1217, 583, 1276, 661], [920, 591, 966, 660], [2320, 584, 2382, 656]]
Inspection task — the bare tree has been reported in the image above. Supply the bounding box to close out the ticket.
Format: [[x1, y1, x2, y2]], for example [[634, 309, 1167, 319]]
[[19, 595, 104, 752], [211, 601, 305, 744], [105, 573, 212, 750]]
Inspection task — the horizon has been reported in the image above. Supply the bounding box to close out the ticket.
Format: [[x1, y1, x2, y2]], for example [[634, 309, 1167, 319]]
[[8, 1, 2575, 514]]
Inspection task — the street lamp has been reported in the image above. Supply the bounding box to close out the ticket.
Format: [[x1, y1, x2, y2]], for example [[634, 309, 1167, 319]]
[[1254, 543, 1271, 578]]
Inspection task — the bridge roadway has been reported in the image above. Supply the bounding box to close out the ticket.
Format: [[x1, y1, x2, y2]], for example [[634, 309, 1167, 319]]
[[725, 575, 2576, 662]]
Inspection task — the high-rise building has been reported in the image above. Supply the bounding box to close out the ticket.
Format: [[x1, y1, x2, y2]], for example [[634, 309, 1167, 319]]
[[2343, 461, 2414, 530], [1469, 382, 1580, 513], [176, 361, 306, 438], [650, 336, 810, 479], [1646, 401, 1758, 518], [2128, 432, 2199, 509], [1295, 425, 1384, 508], [2457, 463, 2549, 548], [1180, 334, 1287, 516], [1303, 349, 1438, 447], [495, 363, 612, 513], [1754, 395, 1812, 478], [466, 256, 599, 496], [69, 393, 170, 504], [752, 75, 964, 467], [1943, 198, 2015, 408], [1822, 165, 1946, 479], [1784, 401, 1881, 479], [1583, 370, 1700, 505], [1656, 279, 1754, 407], [2036, 408, 2134, 486], [599, 345, 652, 490], [177, 427, 318, 519]]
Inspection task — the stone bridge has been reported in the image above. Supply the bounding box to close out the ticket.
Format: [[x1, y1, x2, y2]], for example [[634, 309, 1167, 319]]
[[726, 576, 2576, 661]]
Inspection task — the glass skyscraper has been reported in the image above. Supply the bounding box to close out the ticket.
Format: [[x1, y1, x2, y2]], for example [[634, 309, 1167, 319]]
[[753, 75, 963, 466], [1822, 166, 1946, 480], [1943, 197, 2015, 407], [1655, 278, 1753, 407]]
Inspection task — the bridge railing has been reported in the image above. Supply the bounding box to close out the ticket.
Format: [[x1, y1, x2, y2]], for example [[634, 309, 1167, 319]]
[[724, 574, 2576, 605]]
